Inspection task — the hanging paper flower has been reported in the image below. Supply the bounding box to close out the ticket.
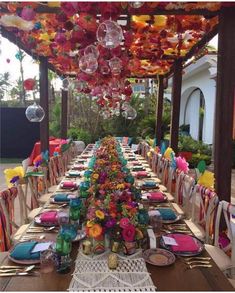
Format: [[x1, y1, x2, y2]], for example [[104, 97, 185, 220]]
[[77, 13, 97, 32], [197, 170, 215, 189], [164, 147, 174, 160], [61, 2, 78, 16], [21, 6, 36, 21], [23, 78, 35, 91], [4, 167, 24, 188], [0, 15, 34, 31], [175, 156, 189, 173]]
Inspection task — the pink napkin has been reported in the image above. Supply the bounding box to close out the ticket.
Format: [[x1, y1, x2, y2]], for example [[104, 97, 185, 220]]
[[147, 192, 165, 201], [132, 161, 141, 165], [170, 234, 199, 252], [40, 211, 57, 223], [136, 171, 148, 177], [61, 181, 77, 188], [73, 165, 85, 171]]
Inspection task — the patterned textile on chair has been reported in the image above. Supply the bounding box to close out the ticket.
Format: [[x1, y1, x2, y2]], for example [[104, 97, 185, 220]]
[[0, 187, 18, 251]]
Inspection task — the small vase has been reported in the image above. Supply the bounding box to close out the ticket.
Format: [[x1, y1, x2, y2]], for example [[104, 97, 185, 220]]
[[93, 237, 105, 254], [123, 241, 136, 255]]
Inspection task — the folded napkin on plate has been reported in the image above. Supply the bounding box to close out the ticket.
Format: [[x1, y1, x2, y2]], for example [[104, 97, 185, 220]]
[[132, 161, 142, 166], [133, 167, 146, 171], [142, 181, 156, 187], [73, 165, 85, 171], [147, 192, 165, 201], [157, 208, 177, 220], [136, 171, 148, 177], [170, 234, 199, 252], [10, 241, 40, 260], [40, 211, 58, 223], [68, 171, 81, 177], [54, 193, 69, 202], [61, 181, 77, 189]]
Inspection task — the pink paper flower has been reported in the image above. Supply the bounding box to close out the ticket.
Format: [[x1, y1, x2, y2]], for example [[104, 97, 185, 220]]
[[175, 156, 189, 173], [21, 7, 36, 21], [119, 217, 130, 229], [122, 224, 136, 242]]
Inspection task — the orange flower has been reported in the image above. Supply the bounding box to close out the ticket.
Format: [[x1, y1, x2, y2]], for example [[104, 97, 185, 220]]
[[88, 224, 103, 238]]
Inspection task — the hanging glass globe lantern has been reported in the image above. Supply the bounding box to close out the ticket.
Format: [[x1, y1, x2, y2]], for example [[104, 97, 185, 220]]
[[97, 20, 123, 49], [84, 45, 99, 59], [109, 78, 120, 92], [25, 102, 45, 122], [109, 57, 122, 75], [79, 54, 98, 74], [129, 2, 144, 8], [61, 78, 70, 91], [122, 106, 137, 120], [99, 60, 110, 75]]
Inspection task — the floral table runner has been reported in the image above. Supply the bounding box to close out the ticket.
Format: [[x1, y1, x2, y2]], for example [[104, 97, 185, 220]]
[[68, 249, 156, 292]]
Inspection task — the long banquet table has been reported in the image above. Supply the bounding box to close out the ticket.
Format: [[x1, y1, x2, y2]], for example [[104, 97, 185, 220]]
[[0, 143, 233, 291]]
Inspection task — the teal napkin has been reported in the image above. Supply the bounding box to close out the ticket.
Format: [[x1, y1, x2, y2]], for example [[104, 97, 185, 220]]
[[54, 193, 69, 202], [10, 241, 40, 260], [157, 208, 177, 220], [143, 181, 156, 187]]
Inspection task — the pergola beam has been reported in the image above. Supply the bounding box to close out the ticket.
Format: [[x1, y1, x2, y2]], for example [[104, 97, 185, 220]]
[[169, 59, 183, 154], [155, 75, 164, 145], [214, 7, 235, 202], [39, 56, 49, 153], [61, 90, 68, 139]]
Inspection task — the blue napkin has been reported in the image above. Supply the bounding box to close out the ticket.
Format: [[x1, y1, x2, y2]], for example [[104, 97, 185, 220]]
[[143, 181, 156, 187], [54, 193, 69, 202], [157, 208, 177, 220], [10, 241, 40, 260]]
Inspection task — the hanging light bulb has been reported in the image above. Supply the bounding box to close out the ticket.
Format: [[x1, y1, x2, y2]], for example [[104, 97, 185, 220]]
[[61, 78, 70, 91], [97, 20, 123, 49], [130, 2, 144, 8], [79, 54, 98, 74], [84, 45, 99, 59], [109, 57, 122, 75], [122, 106, 137, 120], [25, 102, 45, 122]]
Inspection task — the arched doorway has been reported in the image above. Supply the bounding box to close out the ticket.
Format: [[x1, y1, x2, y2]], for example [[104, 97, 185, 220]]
[[184, 88, 205, 141]]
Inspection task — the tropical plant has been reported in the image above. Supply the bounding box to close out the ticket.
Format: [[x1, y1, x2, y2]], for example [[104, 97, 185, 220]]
[[0, 72, 10, 101], [49, 96, 61, 137]]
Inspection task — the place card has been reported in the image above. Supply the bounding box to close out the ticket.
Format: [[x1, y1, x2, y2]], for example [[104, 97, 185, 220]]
[[31, 242, 53, 253], [162, 236, 178, 246]]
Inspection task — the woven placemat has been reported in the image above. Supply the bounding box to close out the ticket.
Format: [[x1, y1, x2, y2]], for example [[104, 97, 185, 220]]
[[68, 249, 156, 292]]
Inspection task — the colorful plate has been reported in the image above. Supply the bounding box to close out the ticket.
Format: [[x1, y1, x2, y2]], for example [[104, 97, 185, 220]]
[[160, 233, 204, 256], [143, 248, 176, 266]]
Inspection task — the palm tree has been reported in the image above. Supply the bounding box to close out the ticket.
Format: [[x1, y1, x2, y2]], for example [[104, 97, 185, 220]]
[[0, 72, 10, 101]]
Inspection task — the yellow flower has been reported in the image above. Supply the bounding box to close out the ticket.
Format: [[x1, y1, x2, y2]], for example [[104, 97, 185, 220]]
[[116, 183, 124, 190], [4, 166, 24, 188], [92, 173, 99, 180], [86, 220, 94, 228], [198, 171, 215, 189], [95, 210, 105, 220], [88, 224, 102, 238], [164, 147, 174, 160]]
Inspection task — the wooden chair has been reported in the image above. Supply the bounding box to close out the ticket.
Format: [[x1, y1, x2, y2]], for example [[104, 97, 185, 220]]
[[0, 186, 30, 248], [183, 184, 219, 242], [205, 200, 235, 272]]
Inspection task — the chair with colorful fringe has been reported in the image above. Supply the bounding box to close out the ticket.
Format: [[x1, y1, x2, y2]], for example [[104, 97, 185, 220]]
[[205, 201, 235, 286], [180, 182, 219, 242], [0, 187, 30, 249]]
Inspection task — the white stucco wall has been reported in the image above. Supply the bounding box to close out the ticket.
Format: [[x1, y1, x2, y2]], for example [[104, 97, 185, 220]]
[[166, 55, 217, 145]]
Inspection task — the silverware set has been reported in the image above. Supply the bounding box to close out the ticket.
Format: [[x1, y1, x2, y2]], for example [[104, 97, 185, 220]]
[[0, 265, 39, 277], [26, 226, 58, 233], [181, 256, 212, 269], [19, 234, 45, 242]]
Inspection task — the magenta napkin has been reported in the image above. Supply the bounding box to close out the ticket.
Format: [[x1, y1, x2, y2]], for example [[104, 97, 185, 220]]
[[136, 171, 148, 177], [61, 181, 77, 188], [170, 234, 199, 252], [40, 211, 57, 223], [147, 192, 165, 201], [73, 165, 85, 171]]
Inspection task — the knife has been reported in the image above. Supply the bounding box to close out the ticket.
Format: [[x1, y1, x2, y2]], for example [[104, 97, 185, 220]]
[[0, 272, 36, 277]]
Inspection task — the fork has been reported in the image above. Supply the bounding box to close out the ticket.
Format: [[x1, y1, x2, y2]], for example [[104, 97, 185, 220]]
[[188, 264, 212, 269], [184, 256, 211, 261], [185, 260, 211, 265]]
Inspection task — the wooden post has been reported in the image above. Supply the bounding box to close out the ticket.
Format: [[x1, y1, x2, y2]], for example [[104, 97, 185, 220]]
[[170, 59, 183, 154], [155, 75, 164, 145], [61, 89, 68, 139], [39, 56, 49, 153], [214, 7, 235, 202]]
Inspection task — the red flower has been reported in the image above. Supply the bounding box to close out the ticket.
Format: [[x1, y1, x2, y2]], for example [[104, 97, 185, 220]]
[[119, 217, 130, 229], [122, 224, 136, 242], [77, 13, 97, 32], [61, 2, 78, 16], [23, 78, 35, 91]]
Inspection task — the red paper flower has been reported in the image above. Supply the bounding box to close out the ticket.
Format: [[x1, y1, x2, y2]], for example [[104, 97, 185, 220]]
[[122, 224, 136, 242], [23, 78, 35, 91], [61, 2, 78, 16]]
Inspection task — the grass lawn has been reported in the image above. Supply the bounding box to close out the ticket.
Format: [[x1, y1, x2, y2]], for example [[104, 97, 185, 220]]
[[0, 158, 24, 164]]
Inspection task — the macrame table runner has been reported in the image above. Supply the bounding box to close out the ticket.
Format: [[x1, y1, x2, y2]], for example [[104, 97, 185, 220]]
[[68, 249, 156, 292]]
